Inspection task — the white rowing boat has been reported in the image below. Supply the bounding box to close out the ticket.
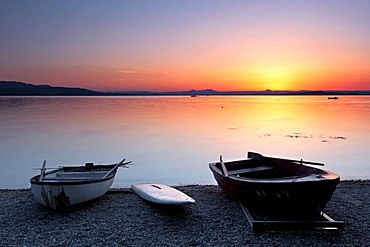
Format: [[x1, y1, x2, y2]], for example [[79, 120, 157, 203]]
[[30, 159, 131, 210]]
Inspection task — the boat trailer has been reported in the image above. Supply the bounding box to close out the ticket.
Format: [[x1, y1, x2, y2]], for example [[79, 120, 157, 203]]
[[240, 202, 344, 232]]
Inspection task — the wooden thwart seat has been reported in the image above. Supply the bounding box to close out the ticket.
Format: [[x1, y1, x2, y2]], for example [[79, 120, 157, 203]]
[[228, 166, 273, 175], [56, 171, 107, 178]]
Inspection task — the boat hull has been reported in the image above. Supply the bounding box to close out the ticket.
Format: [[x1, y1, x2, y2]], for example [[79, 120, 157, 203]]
[[209, 157, 340, 214], [131, 183, 196, 205], [31, 176, 115, 210]]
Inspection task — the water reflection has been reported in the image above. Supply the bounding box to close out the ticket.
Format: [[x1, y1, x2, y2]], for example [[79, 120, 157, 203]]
[[0, 96, 369, 188]]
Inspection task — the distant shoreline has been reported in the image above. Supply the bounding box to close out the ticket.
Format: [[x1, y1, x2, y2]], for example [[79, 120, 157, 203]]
[[1, 81, 370, 96]]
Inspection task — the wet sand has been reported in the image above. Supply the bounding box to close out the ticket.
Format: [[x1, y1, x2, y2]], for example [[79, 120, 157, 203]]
[[0, 180, 369, 246]]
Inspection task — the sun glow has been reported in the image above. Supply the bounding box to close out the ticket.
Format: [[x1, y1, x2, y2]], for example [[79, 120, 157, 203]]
[[258, 67, 296, 90], [2, 1, 370, 91]]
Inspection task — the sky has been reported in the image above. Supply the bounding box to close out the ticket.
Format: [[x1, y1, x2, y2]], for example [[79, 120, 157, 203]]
[[1, 0, 370, 92]]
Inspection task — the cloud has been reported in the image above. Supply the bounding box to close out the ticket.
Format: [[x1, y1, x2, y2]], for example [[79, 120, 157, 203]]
[[91, 69, 107, 73], [117, 70, 137, 74]]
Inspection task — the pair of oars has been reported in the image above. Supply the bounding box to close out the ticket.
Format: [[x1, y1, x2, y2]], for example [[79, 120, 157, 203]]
[[37, 158, 133, 181], [102, 158, 132, 179], [247, 151, 325, 166]]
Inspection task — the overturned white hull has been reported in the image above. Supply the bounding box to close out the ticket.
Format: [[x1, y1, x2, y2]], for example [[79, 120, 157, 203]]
[[131, 183, 195, 205]]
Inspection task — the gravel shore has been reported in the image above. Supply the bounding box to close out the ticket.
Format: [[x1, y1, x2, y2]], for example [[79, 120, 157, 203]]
[[1, 180, 369, 246]]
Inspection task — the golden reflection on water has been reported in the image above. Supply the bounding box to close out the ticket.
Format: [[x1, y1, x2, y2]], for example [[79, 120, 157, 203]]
[[0, 96, 369, 188]]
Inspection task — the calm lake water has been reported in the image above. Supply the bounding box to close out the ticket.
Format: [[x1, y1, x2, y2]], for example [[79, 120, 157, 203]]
[[1, 96, 369, 189]]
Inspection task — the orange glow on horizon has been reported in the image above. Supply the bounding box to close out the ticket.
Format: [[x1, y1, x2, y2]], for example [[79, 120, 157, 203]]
[[2, 1, 370, 92], [6, 62, 369, 92]]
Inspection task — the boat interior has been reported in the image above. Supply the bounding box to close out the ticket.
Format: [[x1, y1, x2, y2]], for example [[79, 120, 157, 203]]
[[41, 169, 109, 181], [216, 159, 327, 179]]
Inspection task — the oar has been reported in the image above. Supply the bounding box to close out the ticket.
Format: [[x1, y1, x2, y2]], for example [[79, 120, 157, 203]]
[[39, 160, 47, 181], [33, 167, 59, 170], [247, 152, 325, 166], [219, 155, 229, 177], [102, 158, 132, 179]]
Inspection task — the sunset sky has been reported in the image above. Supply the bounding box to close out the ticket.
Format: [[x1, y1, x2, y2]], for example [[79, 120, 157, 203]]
[[1, 0, 370, 91]]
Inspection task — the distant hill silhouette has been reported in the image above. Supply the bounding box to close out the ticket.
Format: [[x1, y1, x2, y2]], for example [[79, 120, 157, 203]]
[[0, 81, 100, 96], [1, 81, 369, 96]]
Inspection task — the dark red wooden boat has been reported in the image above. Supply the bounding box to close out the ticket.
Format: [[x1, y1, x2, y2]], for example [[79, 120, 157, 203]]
[[209, 152, 340, 214]]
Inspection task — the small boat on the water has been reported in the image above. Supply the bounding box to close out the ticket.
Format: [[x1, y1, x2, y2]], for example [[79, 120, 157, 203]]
[[328, 97, 338, 100], [209, 152, 340, 214], [30, 159, 131, 210]]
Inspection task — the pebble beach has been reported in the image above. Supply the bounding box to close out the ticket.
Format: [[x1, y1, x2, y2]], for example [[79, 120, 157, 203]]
[[1, 180, 369, 246]]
